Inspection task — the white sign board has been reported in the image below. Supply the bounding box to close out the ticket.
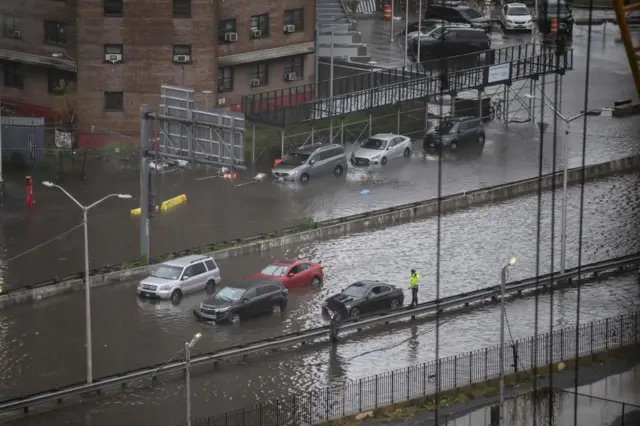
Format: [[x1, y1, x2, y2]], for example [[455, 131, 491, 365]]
[[487, 63, 511, 84]]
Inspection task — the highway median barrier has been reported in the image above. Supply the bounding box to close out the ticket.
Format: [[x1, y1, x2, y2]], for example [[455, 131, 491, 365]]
[[130, 194, 187, 216], [1, 154, 639, 307]]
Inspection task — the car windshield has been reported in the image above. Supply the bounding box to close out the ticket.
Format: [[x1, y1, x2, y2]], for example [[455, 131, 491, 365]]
[[508, 6, 530, 15], [461, 8, 482, 19], [548, 2, 570, 13], [215, 286, 246, 302], [429, 27, 446, 38], [151, 265, 182, 280], [435, 120, 456, 134], [342, 284, 369, 298], [281, 152, 309, 165], [261, 264, 289, 277], [360, 138, 387, 150], [420, 23, 439, 34]]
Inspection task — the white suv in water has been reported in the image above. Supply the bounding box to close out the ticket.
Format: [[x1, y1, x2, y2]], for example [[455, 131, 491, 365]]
[[137, 255, 221, 303]]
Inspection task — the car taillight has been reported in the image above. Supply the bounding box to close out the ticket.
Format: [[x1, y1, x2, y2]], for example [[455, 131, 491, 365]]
[[283, 288, 288, 294]]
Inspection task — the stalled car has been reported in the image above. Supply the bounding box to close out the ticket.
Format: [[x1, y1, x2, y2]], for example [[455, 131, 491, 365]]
[[501, 3, 534, 31], [322, 280, 404, 317], [251, 259, 323, 289], [271, 143, 347, 183], [424, 117, 485, 154], [351, 133, 412, 167], [194, 278, 288, 324], [137, 255, 221, 303]]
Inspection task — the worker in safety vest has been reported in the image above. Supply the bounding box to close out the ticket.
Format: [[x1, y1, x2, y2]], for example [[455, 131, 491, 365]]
[[409, 269, 420, 308]]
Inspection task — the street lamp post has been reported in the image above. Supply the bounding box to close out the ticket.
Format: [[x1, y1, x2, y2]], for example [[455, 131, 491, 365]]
[[42, 182, 131, 384], [499, 257, 517, 426], [185, 332, 202, 426], [524, 94, 602, 274]]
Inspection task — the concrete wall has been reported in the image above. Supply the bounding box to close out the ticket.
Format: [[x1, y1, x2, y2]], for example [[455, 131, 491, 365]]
[[1, 153, 639, 308]]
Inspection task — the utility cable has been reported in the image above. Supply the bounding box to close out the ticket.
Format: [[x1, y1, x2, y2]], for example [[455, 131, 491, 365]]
[[574, 2, 596, 425], [2, 223, 83, 264]]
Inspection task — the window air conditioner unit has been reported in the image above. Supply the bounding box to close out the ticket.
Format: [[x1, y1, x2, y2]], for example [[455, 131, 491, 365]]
[[224, 32, 238, 42], [106, 54, 122, 63], [284, 25, 296, 33], [285, 72, 297, 81], [251, 28, 262, 38], [12, 30, 21, 38], [174, 55, 190, 63], [218, 97, 226, 105], [249, 79, 261, 87]]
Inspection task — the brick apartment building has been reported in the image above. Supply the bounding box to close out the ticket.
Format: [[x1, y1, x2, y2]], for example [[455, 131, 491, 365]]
[[0, 0, 316, 146]]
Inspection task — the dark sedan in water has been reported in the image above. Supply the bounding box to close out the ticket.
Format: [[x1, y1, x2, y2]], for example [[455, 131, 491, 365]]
[[322, 280, 404, 318]]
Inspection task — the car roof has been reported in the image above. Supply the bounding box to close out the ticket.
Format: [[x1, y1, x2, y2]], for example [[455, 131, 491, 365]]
[[370, 133, 401, 140], [507, 2, 528, 7], [163, 255, 210, 267], [348, 280, 394, 289], [226, 277, 284, 289], [291, 143, 343, 155]]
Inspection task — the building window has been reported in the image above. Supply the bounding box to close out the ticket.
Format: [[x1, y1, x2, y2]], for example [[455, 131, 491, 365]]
[[173, 0, 191, 17], [172, 45, 192, 63], [284, 56, 304, 79], [45, 21, 67, 45], [218, 67, 233, 93], [250, 13, 269, 38], [2, 61, 24, 89], [48, 70, 75, 93], [3, 15, 22, 39], [104, 44, 123, 63], [284, 9, 304, 32], [249, 63, 268, 86], [104, 91, 124, 111], [218, 19, 236, 43], [103, 0, 123, 15]]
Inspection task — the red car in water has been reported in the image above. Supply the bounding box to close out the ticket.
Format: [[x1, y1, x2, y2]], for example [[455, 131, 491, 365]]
[[251, 259, 324, 289]]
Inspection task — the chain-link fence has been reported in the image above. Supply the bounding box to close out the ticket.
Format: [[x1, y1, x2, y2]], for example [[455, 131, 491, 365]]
[[182, 311, 639, 426]]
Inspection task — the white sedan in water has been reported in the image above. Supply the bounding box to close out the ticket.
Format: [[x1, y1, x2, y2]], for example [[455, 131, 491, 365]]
[[350, 133, 412, 167]]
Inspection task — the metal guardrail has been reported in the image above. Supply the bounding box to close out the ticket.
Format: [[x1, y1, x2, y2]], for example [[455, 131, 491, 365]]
[[0, 252, 638, 416]]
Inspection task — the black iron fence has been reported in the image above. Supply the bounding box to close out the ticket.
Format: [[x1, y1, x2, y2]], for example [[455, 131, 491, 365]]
[[184, 311, 639, 426]]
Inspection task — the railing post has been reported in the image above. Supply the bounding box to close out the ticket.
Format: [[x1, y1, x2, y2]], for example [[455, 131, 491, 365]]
[[359, 379, 363, 413], [325, 387, 329, 420], [484, 347, 488, 380], [560, 328, 564, 361], [454, 355, 458, 387], [469, 351, 473, 384], [590, 321, 594, 354], [423, 363, 427, 396], [391, 370, 395, 404], [375, 374, 379, 408], [620, 316, 624, 346], [635, 312, 639, 344], [621, 402, 626, 425], [606, 317, 610, 350]]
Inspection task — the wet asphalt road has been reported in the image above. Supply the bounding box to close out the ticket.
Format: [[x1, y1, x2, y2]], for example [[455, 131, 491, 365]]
[[1, 29, 639, 289], [0, 173, 637, 407]]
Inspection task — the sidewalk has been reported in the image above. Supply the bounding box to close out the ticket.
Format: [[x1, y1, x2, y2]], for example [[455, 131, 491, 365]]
[[361, 347, 640, 425]]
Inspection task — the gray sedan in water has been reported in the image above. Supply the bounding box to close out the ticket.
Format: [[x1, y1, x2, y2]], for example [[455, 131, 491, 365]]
[[350, 133, 412, 167]]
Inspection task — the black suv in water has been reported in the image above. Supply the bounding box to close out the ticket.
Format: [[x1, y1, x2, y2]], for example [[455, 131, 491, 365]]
[[537, 0, 574, 34], [424, 5, 492, 32], [416, 27, 490, 62], [194, 278, 288, 324], [423, 117, 485, 154]]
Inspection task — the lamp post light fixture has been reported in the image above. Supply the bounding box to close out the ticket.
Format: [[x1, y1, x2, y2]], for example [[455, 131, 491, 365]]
[[499, 257, 517, 425], [42, 181, 131, 384], [185, 332, 203, 426], [524, 94, 602, 274]]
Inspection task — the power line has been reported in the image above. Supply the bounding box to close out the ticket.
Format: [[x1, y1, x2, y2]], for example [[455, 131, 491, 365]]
[[3, 223, 83, 264]]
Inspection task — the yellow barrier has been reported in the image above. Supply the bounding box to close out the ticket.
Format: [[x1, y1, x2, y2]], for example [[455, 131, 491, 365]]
[[130, 194, 186, 215], [160, 194, 187, 212]]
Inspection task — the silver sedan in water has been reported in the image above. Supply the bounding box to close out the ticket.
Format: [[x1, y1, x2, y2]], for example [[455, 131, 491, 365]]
[[350, 133, 412, 167]]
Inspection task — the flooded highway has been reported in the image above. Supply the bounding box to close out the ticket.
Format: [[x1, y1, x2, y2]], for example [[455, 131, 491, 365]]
[[0, 173, 637, 403], [4, 273, 639, 426], [2, 30, 640, 289]]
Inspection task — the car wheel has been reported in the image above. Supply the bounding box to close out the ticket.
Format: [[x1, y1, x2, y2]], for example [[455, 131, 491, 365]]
[[272, 303, 283, 315], [450, 142, 459, 150], [300, 173, 310, 184], [205, 280, 216, 294], [381, 157, 388, 166], [350, 307, 360, 317], [230, 312, 241, 324], [311, 276, 322, 288], [334, 165, 344, 176], [390, 299, 400, 309], [403, 148, 411, 158], [170, 290, 182, 304]]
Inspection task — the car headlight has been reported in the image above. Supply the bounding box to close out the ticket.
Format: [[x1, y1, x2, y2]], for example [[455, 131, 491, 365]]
[[289, 170, 298, 177], [371, 153, 381, 160], [216, 306, 230, 312], [161, 285, 171, 290]]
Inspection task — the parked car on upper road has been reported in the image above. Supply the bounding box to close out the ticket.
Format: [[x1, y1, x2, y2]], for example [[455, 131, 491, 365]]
[[423, 116, 485, 155], [500, 3, 534, 31], [271, 143, 347, 184], [137, 255, 221, 303], [194, 278, 288, 323], [537, 0, 574, 34], [251, 259, 324, 289], [424, 5, 492, 33], [406, 22, 472, 52], [416, 27, 490, 62], [351, 133, 412, 167], [322, 280, 404, 318]]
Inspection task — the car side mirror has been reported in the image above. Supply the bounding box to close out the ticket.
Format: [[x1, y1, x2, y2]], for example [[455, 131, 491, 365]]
[[309, 159, 315, 165], [287, 272, 295, 277], [387, 146, 392, 150], [242, 298, 249, 303], [182, 276, 190, 280]]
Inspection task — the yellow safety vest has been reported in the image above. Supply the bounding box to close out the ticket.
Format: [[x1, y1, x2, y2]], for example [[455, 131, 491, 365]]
[[409, 273, 420, 288]]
